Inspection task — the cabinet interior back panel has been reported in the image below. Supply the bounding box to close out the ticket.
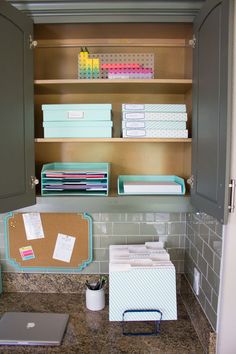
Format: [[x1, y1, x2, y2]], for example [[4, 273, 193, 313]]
[[35, 142, 191, 194], [34, 93, 190, 139]]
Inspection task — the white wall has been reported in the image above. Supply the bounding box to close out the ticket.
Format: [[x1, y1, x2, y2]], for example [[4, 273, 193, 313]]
[[217, 4, 236, 353]]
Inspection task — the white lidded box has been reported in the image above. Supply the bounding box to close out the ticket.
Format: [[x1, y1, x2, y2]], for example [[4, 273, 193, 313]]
[[109, 243, 177, 322]]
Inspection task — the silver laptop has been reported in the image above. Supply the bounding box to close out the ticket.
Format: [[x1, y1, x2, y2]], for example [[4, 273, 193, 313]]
[[0, 312, 69, 346]]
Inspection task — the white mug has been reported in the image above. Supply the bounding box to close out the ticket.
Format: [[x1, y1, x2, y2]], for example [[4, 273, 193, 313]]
[[86, 287, 105, 311]]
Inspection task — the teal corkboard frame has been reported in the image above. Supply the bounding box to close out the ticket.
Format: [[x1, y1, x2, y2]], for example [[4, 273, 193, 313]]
[[4, 212, 93, 273]]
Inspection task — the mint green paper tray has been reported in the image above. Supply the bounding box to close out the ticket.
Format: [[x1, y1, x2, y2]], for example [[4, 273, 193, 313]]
[[41, 162, 110, 196], [117, 175, 186, 195]]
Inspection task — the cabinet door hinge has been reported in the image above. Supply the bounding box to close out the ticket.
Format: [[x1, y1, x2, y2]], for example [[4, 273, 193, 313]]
[[187, 175, 194, 189], [228, 179, 236, 213], [189, 35, 196, 49], [29, 35, 37, 49]]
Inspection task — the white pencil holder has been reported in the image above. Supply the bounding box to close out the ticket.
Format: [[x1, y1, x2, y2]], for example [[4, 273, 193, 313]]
[[86, 287, 105, 311]]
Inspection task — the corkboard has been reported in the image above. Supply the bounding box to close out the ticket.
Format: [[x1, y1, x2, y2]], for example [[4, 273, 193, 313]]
[[5, 213, 93, 271]]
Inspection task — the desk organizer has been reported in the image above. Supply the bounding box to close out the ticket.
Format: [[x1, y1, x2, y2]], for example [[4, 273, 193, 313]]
[[42, 104, 112, 138], [109, 242, 177, 322], [118, 175, 186, 195], [78, 53, 154, 79], [41, 162, 110, 196]]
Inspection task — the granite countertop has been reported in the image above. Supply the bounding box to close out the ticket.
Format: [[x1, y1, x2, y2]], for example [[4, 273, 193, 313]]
[[0, 292, 204, 354]]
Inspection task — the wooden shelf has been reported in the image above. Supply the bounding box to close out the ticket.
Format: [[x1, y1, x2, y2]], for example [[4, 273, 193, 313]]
[[35, 138, 192, 143], [34, 79, 192, 94], [17, 195, 193, 213], [36, 38, 188, 48]]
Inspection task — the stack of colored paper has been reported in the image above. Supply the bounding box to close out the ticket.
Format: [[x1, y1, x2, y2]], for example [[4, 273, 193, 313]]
[[101, 63, 154, 79], [41, 163, 110, 196], [121, 104, 188, 138]]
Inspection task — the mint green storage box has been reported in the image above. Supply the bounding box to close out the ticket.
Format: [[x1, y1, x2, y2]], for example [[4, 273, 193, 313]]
[[43, 121, 113, 138], [42, 104, 112, 121], [41, 162, 110, 196], [118, 175, 186, 195]]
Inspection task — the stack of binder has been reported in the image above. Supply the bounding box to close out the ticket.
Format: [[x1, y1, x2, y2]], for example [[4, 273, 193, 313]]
[[121, 104, 188, 138], [41, 162, 109, 196], [109, 241, 177, 322], [42, 104, 113, 138]]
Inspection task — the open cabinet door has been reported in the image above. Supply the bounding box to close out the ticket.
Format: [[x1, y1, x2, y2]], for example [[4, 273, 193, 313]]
[[0, 1, 36, 212], [191, 0, 233, 224]]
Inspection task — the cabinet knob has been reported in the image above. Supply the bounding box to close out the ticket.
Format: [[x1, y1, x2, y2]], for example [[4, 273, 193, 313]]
[[31, 176, 39, 188], [29, 35, 38, 49], [187, 175, 194, 189]]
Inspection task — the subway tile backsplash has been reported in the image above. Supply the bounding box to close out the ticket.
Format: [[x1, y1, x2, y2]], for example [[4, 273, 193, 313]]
[[185, 212, 223, 331]]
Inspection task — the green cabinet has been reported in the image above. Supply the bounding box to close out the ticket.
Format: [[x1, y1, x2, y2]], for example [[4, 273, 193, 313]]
[[0, 0, 233, 224], [0, 1, 35, 212]]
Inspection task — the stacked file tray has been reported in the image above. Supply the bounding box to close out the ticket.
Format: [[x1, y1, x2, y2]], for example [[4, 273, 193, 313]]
[[41, 162, 110, 196], [109, 242, 177, 322], [118, 175, 186, 195], [42, 104, 112, 138], [122, 104, 188, 138]]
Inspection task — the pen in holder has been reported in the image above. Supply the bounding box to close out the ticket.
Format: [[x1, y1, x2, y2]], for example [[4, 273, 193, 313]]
[[85, 277, 106, 311]]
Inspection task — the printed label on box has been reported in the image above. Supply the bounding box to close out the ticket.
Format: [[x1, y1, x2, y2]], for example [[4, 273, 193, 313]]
[[124, 104, 145, 111], [68, 111, 84, 119], [125, 113, 145, 119], [125, 129, 146, 137], [125, 121, 145, 128]]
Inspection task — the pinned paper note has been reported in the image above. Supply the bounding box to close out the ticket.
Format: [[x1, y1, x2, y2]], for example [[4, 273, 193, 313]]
[[53, 233, 76, 263], [22, 213, 44, 240], [19, 246, 35, 261]]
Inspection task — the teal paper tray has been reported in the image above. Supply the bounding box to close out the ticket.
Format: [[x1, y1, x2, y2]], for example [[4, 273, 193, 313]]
[[41, 162, 110, 196], [118, 175, 186, 195]]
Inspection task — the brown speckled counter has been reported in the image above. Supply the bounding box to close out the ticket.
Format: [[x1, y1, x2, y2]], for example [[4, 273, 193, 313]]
[[0, 292, 204, 354]]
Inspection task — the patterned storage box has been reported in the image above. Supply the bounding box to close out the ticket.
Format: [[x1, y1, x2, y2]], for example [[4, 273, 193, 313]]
[[122, 129, 188, 138], [122, 120, 186, 130], [122, 104, 186, 112], [122, 112, 187, 121], [109, 243, 177, 321]]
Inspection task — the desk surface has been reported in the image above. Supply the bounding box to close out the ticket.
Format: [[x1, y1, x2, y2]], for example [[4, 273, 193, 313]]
[[0, 292, 203, 354]]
